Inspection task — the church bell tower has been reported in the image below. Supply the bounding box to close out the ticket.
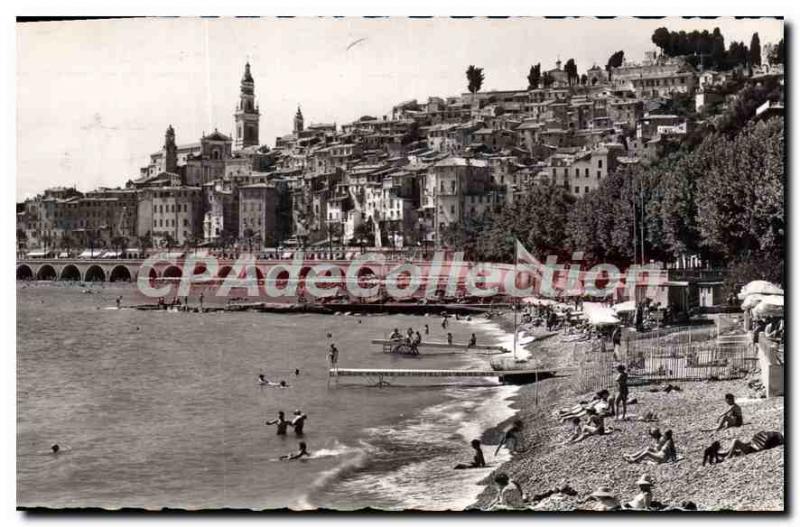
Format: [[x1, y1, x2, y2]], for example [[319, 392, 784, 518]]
[[234, 62, 260, 149]]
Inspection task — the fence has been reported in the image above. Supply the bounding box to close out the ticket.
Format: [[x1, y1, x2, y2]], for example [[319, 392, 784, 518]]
[[572, 337, 755, 395]]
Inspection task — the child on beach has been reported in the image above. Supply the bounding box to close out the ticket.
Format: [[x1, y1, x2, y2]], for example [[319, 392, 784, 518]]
[[488, 473, 526, 510], [716, 393, 743, 430], [623, 474, 655, 510], [454, 439, 486, 469]]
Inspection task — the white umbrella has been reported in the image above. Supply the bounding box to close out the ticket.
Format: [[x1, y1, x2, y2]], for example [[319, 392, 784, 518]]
[[738, 280, 783, 300], [613, 300, 637, 314], [753, 295, 783, 319]]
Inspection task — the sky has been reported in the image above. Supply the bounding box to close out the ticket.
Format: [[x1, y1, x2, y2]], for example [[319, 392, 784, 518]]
[[16, 17, 783, 200]]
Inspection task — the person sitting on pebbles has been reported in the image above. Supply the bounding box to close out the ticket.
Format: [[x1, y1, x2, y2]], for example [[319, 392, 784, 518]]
[[716, 393, 743, 430], [627, 427, 665, 459], [625, 429, 677, 464], [562, 417, 582, 444], [623, 474, 654, 510], [570, 407, 605, 443], [582, 486, 621, 511], [488, 473, 526, 510], [454, 439, 486, 470]]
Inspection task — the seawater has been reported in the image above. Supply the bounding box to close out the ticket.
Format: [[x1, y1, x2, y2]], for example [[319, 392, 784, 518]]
[[17, 283, 518, 510]]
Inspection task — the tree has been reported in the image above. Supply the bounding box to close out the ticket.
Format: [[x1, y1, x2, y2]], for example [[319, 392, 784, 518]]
[[749, 33, 761, 67], [695, 117, 784, 261], [606, 50, 624, 80], [542, 72, 554, 88], [580, 74, 588, 86], [466, 65, 485, 95], [477, 185, 575, 263], [527, 63, 541, 90], [564, 59, 578, 86], [768, 38, 784, 65], [352, 222, 374, 248], [163, 233, 177, 250], [652, 27, 672, 54], [59, 233, 76, 253]]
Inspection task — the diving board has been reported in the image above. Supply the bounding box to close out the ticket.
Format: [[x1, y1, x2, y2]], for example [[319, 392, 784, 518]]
[[370, 339, 508, 352]]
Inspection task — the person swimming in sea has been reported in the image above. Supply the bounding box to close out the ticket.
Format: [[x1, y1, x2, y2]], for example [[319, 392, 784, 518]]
[[51, 444, 60, 454], [447, 332, 453, 346], [294, 368, 300, 376], [280, 441, 309, 461], [258, 374, 270, 385], [291, 410, 307, 436]]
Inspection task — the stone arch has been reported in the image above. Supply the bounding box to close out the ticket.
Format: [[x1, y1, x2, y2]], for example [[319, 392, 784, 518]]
[[84, 265, 106, 282], [36, 264, 57, 281], [163, 265, 183, 279], [16, 264, 33, 280], [109, 265, 133, 282], [59, 264, 82, 281]]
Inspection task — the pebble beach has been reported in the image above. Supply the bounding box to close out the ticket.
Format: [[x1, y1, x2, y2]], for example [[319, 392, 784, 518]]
[[471, 313, 784, 512]]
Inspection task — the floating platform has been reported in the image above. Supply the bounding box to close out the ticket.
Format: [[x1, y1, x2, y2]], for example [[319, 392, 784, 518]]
[[329, 367, 561, 386], [371, 339, 508, 353]]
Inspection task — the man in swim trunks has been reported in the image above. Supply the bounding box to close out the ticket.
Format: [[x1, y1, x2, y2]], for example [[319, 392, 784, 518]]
[[328, 344, 339, 369], [614, 365, 629, 421], [717, 393, 743, 430], [266, 411, 291, 435], [447, 333, 453, 346], [468, 333, 477, 348]]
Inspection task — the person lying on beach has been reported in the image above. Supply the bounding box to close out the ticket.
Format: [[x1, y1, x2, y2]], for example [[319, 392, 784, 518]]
[[488, 473, 526, 510], [570, 408, 605, 443], [266, 411, 292, 435], [280, 441, 309, 461], [558, 391, 611, 422], [625, 430, 676, 464], [716, 393, 743, 430], [495, 420, 525, 456], [454, 439, 486, 469], [717, 431, 784, 459]]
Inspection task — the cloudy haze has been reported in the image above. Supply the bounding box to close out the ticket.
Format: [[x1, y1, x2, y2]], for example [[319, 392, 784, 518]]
[[16, 17, 783, 200]]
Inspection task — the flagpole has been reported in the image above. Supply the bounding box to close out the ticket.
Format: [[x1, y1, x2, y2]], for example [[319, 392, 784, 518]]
[[513, 240, 518, 362]]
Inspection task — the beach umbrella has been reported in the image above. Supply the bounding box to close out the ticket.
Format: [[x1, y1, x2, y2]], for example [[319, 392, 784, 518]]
[[587, 307, 621, 326], [753, 295, 783, 319], [612, 300, 636, 314], [738, 280, 783, 300]]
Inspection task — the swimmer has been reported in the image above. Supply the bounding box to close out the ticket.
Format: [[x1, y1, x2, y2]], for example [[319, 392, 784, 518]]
[[51, 444, 60, 454], [294, 368, 300, 376], [266, 411, 291, 435], [291, 410, 307, 436], [327, 332, 333, 339], [279, 380, 290, 388], [447, 332, 453, 346], [115, 296, 122, 308], [258, 374, 270, 385], [424, 324, 429, 335], [281, 441, 309, 461]]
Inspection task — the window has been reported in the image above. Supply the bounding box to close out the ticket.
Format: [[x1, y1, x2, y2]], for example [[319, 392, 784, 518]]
[[585, 186, 589, 193], [575, 168, 580, 177], [597, 171, 602, 179], [598, 159, 603, 168], [574, 186, 580, 193], [450, 205, 455, 214], [585, 168, 589, 178]]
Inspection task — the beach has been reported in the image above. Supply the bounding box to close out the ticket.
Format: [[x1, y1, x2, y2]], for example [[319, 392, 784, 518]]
[[469, 319, 785, 512]]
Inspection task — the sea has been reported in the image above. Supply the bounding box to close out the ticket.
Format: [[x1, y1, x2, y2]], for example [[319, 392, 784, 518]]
[[16, 282, 521, 511]]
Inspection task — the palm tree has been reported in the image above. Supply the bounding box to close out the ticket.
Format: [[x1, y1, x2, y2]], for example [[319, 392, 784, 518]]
[[466, 65, 485, 95]]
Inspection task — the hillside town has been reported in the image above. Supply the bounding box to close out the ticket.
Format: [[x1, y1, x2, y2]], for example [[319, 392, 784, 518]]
[[17, 33, 784, 262]]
